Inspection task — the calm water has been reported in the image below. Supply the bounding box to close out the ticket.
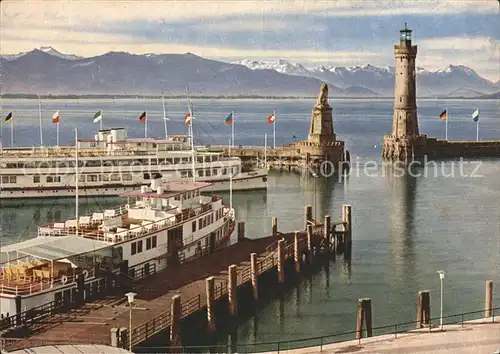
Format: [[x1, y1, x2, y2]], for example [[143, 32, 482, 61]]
[[0, 98, 499, 347]]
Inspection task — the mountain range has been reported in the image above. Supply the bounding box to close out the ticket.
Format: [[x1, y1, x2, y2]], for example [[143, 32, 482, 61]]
[[1, 47, 498, 97]]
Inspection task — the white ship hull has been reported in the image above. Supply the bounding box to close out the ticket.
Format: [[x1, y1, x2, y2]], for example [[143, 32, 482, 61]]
[[0, 169, 267, 199]]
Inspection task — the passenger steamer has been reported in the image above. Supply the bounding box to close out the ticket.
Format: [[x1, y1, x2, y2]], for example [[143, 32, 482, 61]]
[[0, 128, 267, 199], [0, 178, 235, 319]]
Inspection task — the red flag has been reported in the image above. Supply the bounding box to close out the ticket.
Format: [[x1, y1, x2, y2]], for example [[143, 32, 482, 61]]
[[52, 110, 60, 123], [267, 112, 275, 124]]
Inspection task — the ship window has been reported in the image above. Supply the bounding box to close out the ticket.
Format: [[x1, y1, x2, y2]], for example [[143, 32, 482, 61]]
[[187, 170, 193, 177], [100, 174, 109, 182], [46, 176, 53, 183], [146, 238, 152, 250], [87, 175, 98, 182], [223, 168, 227, 175], [137, 240, 143, 253], [197, 157, 204, 163], [181, 171, 188, 178], [198, 170, 204, 177], [192, 221, 197, 232], [174, 158, 180, 164], [199, 219, 202, 229], [131, 242, 137, 255], [213, 169, 218, 176], [54, 176, 61, 183], [78, 175, 85, 183], [144, 173, 150, 180], [122, 174, 132, 181], [33, 176, 40, 183], [205, 169, 211, 177], [110, 173, 120, 181], [152, 236, 157, 248]]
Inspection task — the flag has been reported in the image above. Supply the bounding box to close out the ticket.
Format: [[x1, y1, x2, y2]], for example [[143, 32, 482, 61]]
[[439, 109, 447, 120], [52, 110, 60, 124], [267, 111, 275, 124], [4, 112, 12, 123], [472, 109, 479, 122], [93, 110, 102, 123], [225, 112, 233, 125], [185, 112, 192, 125], [139, 111, 147, 122]]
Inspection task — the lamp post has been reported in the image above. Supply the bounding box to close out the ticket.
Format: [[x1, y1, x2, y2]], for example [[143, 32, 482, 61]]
[[125, 292, 137, 351], [437, 270, 446, 330]]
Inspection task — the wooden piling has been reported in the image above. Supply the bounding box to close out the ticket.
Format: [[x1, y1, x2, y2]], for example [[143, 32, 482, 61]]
[[294, 231, 301, 273], [110, 327, 119, 347], [237, 222, 245, 242], [206, 277, 216, 332], [416, 290, 431, 328], [306, 224, 313, 263], [277, 239, 285, 283], [356, 298, 373, 339], [304, 205, 313, 230], [228, 265, 238, 316], [342, 204, 352, 243], [250, 253, 258, 300], [272, 217, 278, 238], [485, 280, 493, 318], [324, 215, 331, 252], [170, 295, 181, 346]]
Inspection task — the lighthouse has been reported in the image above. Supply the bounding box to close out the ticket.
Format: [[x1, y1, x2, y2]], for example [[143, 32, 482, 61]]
[[382, 24, 426, 163]]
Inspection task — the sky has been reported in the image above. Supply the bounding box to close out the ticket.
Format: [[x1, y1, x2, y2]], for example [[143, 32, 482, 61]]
[[1, 0, 498, 81]]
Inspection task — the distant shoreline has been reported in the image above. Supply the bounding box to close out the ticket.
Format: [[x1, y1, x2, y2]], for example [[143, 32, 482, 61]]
[[0, 94, 497, 100]]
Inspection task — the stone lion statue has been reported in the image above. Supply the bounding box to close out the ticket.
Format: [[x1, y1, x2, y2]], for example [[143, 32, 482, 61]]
[[316, 83, 329, 106]]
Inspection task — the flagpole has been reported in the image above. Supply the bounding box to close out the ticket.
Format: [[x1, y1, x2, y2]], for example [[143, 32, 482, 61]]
[[145, 110, 148, 139], [231, 111, 234, 149], [162, 91, 168, 139], [476, 119, 479, 142], [100, 116, 103, 131], [56, 121, 60, 147], [10, 118, 14, 148], [273, 110, 276, 149], [445, 108, 448, 140], [264, 133, 268, 168], [38, 94, 43, 146]]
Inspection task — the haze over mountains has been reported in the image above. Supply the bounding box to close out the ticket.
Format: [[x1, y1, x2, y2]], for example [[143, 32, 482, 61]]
[[1, 47, 498, 97]]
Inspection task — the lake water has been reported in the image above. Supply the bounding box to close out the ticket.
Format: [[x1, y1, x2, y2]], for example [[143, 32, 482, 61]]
[[0, 98, 499, 348]]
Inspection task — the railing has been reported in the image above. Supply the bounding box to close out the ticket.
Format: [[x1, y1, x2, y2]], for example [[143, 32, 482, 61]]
[[130, 309, 171, 348], [0, 300, 62, 332], [0, 268, 96, 296], [181, 294, 201, 318], [214, 280, 228, 300], [132, 307, 499, 353]]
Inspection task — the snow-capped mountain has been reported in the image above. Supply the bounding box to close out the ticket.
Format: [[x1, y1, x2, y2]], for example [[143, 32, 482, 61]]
[[1, 46, 82, 61], [0, 47, 497, 97], [235, 59, 497, 96]]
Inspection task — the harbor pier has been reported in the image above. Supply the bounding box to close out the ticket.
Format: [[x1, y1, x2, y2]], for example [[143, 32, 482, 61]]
[[208, 83, 350, 172], [0, 205, 353, 352]]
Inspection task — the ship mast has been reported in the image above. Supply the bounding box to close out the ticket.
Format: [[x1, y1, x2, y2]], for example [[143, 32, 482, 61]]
[[162, 89, 168, 139], [75, 127, 79, 237], [186, 86, 196, 182]]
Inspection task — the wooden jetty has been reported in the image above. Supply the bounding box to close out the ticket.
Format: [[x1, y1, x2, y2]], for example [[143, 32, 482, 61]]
[[0, 204, 353, 352]]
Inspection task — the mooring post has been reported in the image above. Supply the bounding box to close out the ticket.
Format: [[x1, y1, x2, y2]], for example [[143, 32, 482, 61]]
[[356, 298, 373, 339], [206, 277, 216, 332], [294, 231, 301, 272], [110, 327, 119, 347], [250, 253, 258, 300], [307, 224, 313, 263], [277, 239, 285, 283], [272, 216, 278, 238], [485, 280, 493, 318], [416, 290, 431, 328], [342, 204, 352, 243], [170, 295, 181, 347], [304, 205, 313, 230], [228, 265, 238, 316], [324, 215, 331, 252], [356, 299, 364, 340], [237, 222, 245, 242], [119, 327, 128, 350]]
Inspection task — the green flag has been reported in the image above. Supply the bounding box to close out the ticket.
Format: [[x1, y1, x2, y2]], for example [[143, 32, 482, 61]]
[[93, 110, 102, 123]]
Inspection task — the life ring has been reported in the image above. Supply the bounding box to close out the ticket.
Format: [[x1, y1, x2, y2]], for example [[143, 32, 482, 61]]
[[125, 204, 130, 210], [82, 270, 89, 279], [61, 275, 68, 284]]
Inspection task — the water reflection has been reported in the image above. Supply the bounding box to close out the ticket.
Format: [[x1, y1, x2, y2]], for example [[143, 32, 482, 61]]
[[387, 166, 418, 284]]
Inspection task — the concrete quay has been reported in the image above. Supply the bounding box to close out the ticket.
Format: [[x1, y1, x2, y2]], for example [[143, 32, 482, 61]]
[[261, 319, 500, 354]]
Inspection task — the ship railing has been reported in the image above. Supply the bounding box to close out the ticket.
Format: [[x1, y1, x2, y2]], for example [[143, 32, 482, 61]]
[[0, 267, 95, 296], [42, 200, 224, 243]]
